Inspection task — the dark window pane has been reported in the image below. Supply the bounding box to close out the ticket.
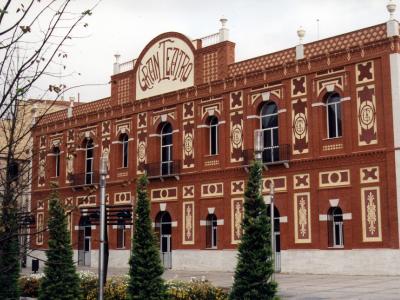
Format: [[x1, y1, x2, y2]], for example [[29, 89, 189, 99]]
[[273, 128, 279, 146], [337, 103, 342, 137], [84, 238, 90, 251], [123, 142, 128, 167], [328, 104, 337, 138], [210, 125, 217, 155], [264, 130, 272, 148]]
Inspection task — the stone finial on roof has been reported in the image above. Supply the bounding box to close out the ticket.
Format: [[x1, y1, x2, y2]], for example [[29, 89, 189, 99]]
[[296, 26, 305, 60], [113, 53, 121, 75], [219, 16, 229, 42], [297, 26, 306, 44], [387, 0, 397, 20]]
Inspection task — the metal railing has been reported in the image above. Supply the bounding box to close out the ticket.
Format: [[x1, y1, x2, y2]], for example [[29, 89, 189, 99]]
[[145, 160, 181, 178], [243, 144, 291, 166], [200, 32, 220, 47], [119, 59, 136, 73], [69, 171, 99, 186]]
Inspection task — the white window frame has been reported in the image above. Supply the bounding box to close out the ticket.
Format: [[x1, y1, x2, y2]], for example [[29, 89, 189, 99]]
[[85, 139, 94, 184], [326, 94, 342, 139], [260, 102, 279, 163], [121, 134, 129, 168], [54, 147, 60, 177], [160, 123, 173, 175]]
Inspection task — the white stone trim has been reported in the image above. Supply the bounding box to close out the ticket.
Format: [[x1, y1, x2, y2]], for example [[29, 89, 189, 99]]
[[390, 53, 400, 243], [263, 195, 272, 204], [149, 133, 161, 137], [279, 216, 288, 223], [197, 124, 208, 128], [112, 225, 132, 229], [329, 199, 339, 207], [341, 96, 351, 102], [171, 221, 178, 227], [217, 219, 224, 225], [200, 220, 207, 226], [319, 214, 328, 221], [278, 109, 287, 114], [247, 115, 260, 120], [343, 213, 352, 220], [160, 203, 166, 211], [312, 102, 325, 107], [208, 207, 215, 214]]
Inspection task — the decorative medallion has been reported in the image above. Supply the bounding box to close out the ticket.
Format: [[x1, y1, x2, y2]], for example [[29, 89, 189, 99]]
[[357, 85, 377, 146], [292, 98, 309, 154]]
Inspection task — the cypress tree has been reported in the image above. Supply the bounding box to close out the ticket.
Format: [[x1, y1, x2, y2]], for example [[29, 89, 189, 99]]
[[39, 188, 80, 300], [230, 160, 278, 300], [128, 175, 166, 300], [0, 206, 20, 300]]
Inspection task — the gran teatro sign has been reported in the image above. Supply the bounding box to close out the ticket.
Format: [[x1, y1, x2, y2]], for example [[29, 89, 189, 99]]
[[136, 36, 195, 100]]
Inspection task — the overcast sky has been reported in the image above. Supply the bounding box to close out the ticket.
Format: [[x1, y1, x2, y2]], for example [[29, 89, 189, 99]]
[[37, 0, 393, 102]]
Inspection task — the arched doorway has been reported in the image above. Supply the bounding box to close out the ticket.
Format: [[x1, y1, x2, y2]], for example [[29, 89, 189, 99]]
[[155, 211, 172, 269], [78, 216, 92, 266], [267, 206, 281, 272]]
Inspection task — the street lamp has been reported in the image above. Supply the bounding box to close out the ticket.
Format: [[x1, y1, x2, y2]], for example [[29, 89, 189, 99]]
[[254, 129, 263, 161], [98, 156, 108, 300], [269, 182, 275, 281], [254, 129, 275, 280]]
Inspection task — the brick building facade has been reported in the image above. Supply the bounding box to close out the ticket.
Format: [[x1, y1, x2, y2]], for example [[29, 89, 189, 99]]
[[30, 16, 400, 275]]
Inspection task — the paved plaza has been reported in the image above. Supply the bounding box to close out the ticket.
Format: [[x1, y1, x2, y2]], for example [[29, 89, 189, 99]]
[[22, 266, 400, 299]]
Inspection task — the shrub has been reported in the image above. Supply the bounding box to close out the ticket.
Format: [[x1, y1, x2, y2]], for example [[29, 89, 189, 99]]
[[167, 280, 228, 300], [19, 275, 41, 298], [20, 273, 229, 300]]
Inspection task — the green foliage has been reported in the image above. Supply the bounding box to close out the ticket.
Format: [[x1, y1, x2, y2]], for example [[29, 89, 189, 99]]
[[128, 175, 167, 299], [167, 280, 228, 300], [0, 204, 20, 299], [230, 160, 278, 300], [38, 189, 81, 300], [20, 273, 230, 300]]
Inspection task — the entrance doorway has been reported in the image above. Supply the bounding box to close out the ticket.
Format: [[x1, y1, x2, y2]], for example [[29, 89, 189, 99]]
[[78, 216, 92, 266], [155, 211, 172, 269], [267, 206, 281, 272]]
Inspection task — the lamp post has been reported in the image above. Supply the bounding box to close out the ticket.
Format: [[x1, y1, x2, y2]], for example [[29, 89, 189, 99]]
[[254, 129, 275, 280], [98, 156, 108, 300], [269, 182, 275, 281]]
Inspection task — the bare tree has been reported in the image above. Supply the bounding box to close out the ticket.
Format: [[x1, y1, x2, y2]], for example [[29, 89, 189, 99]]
[[0, 1, 99, 298]]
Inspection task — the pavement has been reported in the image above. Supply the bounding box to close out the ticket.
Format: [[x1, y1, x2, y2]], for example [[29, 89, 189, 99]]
[[22, 266, 400, 299]]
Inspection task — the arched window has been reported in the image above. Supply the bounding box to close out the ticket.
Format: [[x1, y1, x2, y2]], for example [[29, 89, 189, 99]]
[[155, 211, 172, 268], [53, 146, 60, 177], [85, 139, 94, 184], [116, 219, 126, 249], [260, 102, 279, 163], [209, 116, 219, 155], [326, 93, 342, 138], [160, 123, 173, 176], [328, 206, 344, 248], [120, 134, 129, 168], [206, 214, 217, 249]]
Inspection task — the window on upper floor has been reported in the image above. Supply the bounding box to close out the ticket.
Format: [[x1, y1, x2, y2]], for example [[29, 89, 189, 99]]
[[84, 138, 94, 184], [206, 213, 217, 249], [53, 146, 61, 177], [120, 133, 129, 168], [328, 206, 344, 248], [160, 122, 173, 176], [260, 101, 279, 163], [208, 116, 219, 155], [325, 92, 342, 139]]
